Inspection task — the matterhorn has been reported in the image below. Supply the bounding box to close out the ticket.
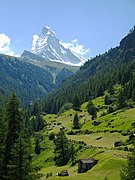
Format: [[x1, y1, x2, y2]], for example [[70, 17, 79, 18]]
[[22, 26, 86, 66]]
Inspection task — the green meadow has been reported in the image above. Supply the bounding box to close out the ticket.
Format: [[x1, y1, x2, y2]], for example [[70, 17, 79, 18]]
[[31, 95, 135, 179]]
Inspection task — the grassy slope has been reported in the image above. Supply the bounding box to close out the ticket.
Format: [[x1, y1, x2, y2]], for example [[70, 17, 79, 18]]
[[39, 150, 127, 180], [32, 95, 135, 179], [67, 132, 128, 148]]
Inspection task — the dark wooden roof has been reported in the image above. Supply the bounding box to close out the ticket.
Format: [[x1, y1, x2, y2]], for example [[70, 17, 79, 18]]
[[60, 170, 68, 173], [79, 158, 95, 164]]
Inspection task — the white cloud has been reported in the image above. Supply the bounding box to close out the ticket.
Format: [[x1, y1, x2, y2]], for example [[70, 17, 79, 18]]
[[6, 51, 19, 57], [0, 33, 10, 52], [60, 39, 90, 56], [0, 33, 19, 57], [32, 35, 39, 50]]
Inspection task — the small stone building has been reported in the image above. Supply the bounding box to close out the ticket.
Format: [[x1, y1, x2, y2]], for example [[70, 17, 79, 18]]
[[78, 158, 98, 173]]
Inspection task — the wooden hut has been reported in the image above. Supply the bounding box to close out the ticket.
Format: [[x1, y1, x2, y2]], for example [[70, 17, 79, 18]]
[[78, 158, 98, 173]]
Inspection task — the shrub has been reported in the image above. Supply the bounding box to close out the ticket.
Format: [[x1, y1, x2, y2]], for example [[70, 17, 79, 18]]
[[121, 131, 129, 136], [49, 132, 55, 140], [67, 130, 76, 135]]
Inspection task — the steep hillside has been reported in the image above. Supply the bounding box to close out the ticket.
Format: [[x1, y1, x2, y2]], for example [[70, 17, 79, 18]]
[[44, 26, 135, 113], [30, 93, 135, 180], [0, 55, 55, 105], [21, 55, 78, 85]]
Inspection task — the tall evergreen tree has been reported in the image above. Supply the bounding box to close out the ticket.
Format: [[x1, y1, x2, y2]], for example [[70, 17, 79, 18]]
[[87, 100, 97, 120], [120, 143, 135, 180], [34, 138, 41, 155], [95, 84, 104, 97], [73, 112, 80, 129], [72, 95, 81, 110], [54, 129, 70, 166], [1, 93, 37, 180], [117, 89, 126, 109]]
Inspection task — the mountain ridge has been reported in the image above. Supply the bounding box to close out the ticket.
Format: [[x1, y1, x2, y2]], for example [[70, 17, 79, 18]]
[[22, 26, 87, 66]]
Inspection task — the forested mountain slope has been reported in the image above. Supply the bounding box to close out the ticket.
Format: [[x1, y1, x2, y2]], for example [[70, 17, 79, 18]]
[[0, 55, 55, 105], [21, 54, 78, 86], [44, 26, 135, 113]]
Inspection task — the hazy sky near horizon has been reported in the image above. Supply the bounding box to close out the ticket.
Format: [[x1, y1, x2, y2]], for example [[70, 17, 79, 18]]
[[0, 0, 135, 57]]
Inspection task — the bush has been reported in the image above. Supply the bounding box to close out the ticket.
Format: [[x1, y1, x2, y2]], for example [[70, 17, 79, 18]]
[[78, 145, 83, 150], [121, 131, 129, 136], [67, 130, 76, 135], [49, 132, 55, 140], [84, 129, 92, 134]]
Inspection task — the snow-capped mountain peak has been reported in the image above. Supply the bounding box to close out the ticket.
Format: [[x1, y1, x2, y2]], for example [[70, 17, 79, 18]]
[[22, 26, 87, 66], [41, 26, 56, 37]]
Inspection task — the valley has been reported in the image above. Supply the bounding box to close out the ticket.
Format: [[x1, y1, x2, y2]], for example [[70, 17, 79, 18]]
[[0, 24, 135, 180], [0, 54, 78, 106]]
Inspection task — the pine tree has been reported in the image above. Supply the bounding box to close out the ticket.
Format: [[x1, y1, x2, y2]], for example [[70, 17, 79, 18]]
[[2, 93, 22, 179], [72, 95, 81, 110], [36, 115, 45, 131], [117, 89, 126, 109], [1, 93, 37, 180], [31, 115, 46, 132], [95, 84, 104, 97], [73, 112, 80, 129], [120, 143, 135, 179], [34, 138, 41, 155], [54, 129, 70, 166], [87, 100, 97, 120]]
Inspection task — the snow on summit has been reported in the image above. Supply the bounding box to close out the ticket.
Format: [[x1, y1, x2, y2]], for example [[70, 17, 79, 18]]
[[22, 26, 88, 66]]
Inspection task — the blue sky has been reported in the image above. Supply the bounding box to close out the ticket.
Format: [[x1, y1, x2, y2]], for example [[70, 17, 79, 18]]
[[0, 0, 135, 57]]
